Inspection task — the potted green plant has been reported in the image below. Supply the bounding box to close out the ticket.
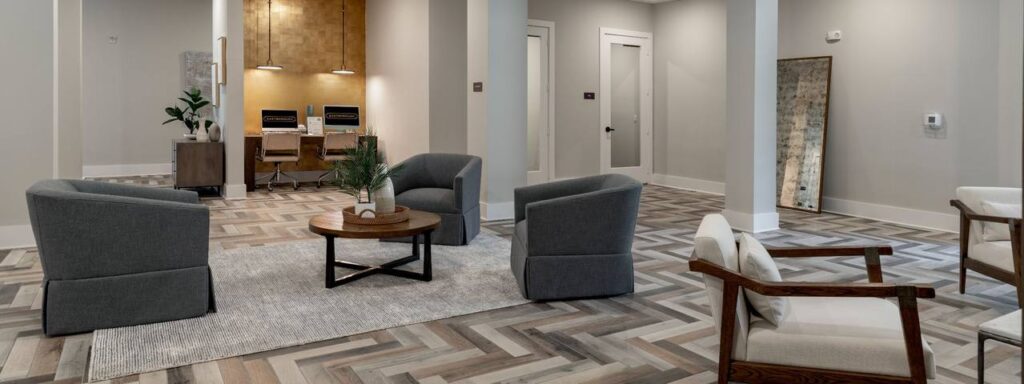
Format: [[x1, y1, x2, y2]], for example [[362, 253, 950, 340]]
[[163, 88, 213, 139], [332, 143, 404, 218]]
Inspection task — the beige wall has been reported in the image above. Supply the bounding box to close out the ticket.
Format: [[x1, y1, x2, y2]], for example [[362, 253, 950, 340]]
[[653, 0, 726, 184], [779, 0, 1022, 217], [0, 0, 54, 247], [429, 0, 469, 155], [527, 0, 653, 179], [82, 0, 212, 169]]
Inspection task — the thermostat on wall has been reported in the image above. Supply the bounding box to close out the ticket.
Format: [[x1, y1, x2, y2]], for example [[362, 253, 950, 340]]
[[826, 30, 842, 43]]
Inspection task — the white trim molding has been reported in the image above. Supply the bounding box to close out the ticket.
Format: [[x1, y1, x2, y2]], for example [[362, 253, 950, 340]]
[[822, 197, 958, 233], [0, 225, 35, 250], [722, 210, 780, 234], [481, 201, 515, 222], [82, 163, 171, 178], [651, 174, 725, 195]]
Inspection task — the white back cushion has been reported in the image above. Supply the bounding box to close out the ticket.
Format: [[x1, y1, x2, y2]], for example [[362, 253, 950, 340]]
[[956, 187, 1021, 244], [694, 214, 750, 360], [979, 201, 1021, 242], [738, 233, 789, 325]]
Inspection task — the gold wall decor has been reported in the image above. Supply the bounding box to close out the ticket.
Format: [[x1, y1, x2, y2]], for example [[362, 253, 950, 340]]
[[243, 0, 366, 134]]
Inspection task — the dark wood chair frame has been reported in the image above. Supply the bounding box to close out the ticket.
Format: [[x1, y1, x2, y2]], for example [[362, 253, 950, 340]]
[[950, 200, 1024, 306], [689, 245, 936, 384]]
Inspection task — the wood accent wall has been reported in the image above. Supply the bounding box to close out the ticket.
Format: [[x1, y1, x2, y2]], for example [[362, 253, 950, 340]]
[[243, 0, 366, 135]]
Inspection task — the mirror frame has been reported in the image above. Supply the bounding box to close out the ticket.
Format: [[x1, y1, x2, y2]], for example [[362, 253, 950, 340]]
[[776, 56, 833, 214]]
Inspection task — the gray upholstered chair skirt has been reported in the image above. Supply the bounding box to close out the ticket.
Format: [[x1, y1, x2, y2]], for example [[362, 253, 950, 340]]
[[388, 154, 482, 246], [511, 174, 643, 300], [26, 180, 216, 336]]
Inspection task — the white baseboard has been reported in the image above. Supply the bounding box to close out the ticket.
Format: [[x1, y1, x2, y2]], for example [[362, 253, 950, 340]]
[[651, 174, 725, 195], [0, 225, 35, 250], [822, 197, 958, 233], [223, 183, 248, 200], [82, 163, 171, 178], [481, 201, 514, 221], [722, 210, 780, 234]]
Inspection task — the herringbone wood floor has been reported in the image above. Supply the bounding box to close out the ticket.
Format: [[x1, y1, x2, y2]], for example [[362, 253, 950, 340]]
[[0, 176, 1019, 383]]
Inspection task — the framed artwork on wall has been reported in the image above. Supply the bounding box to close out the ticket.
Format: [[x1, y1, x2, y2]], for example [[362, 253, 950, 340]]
[[776, 56, 833, 214], [218, 36, 227, 84], [211, 63, 220, 107]]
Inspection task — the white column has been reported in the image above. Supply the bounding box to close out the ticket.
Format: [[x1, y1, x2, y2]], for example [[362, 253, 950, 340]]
[[724, 0, 779, 233], [216, 0, 247, 199], [467, 0, 527, 221]]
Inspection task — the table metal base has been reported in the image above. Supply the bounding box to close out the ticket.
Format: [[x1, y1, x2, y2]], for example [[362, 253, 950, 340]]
[[324, 231, 433, 288]]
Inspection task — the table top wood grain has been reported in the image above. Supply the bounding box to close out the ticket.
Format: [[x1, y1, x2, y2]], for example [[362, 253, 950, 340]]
[[308, 210, 441, 239]]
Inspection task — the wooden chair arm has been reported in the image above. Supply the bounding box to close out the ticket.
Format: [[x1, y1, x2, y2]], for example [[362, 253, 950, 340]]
[[764, 245, 893, 258], [688, 258, 935, 299], [951, 199, 1019, 225]]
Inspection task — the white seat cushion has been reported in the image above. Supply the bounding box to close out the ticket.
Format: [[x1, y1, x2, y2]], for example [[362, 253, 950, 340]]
[[956, 187, 1021, 245], [738, 233, 788, 325], [970, 241, 1016, 273], [980, 310, 1022, 342], [980, 201, 1021, 242], [693, 214, 750, 360], [746, 297, 936, 379]]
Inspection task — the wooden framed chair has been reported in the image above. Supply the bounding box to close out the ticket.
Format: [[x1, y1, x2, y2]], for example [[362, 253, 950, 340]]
[[689, 214, 936, 384], [950, 187, 1023, 306]]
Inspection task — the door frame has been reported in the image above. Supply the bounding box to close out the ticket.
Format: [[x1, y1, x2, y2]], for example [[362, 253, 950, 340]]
[[599, 27, 653, 183], [527, 19, 556, 185]]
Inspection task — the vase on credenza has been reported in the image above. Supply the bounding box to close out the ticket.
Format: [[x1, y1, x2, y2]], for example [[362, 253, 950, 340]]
[[196, 119, 210, 142], [374, 178, 396, 214], [208, 123, 222, 142]]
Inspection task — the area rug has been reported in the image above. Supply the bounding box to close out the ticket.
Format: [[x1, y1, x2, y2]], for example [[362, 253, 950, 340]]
[[89, 234, 527, 381]]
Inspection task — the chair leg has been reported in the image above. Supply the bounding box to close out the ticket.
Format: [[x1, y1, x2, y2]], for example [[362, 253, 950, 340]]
[[960, 261, 968, 294], [277, 168, 299, 190], [316, 170, 333, 188], [977, 333, 986, 384]]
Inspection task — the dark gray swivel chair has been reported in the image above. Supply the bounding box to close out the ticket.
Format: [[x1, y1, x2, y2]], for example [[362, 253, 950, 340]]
[[26, 180, 216, 336], [511, 174, 643, 300], [390, 154, 482, 246]]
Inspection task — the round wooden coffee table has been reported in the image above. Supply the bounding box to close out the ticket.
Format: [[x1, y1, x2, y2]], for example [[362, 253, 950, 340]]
[[309, 210, 441, 288]]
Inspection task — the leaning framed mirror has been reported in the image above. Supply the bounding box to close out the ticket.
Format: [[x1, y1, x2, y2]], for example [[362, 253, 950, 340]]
[[777, 56, 833, 213]]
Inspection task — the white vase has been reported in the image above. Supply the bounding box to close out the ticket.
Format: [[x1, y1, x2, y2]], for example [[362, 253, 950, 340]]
[[374, 178, 396, 214], [355, 202, 377, 218], [196, 120, 210, 142]]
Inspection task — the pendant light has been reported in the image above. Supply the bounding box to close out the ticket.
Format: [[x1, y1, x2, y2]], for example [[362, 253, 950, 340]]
[[331, 0, 354, 75], [257, 0, 283, 70]]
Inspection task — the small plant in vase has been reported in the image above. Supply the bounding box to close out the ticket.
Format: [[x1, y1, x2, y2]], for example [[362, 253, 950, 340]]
[[333, 143, 404, 218], [163, 87, 214, 139]]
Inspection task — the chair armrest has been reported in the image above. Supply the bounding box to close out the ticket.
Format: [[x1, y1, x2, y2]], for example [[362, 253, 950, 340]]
[[454, 157, 482, 212], [525, 186, 641, 256], [514, 177, 603, 223], [764, 245, 893, 258], [70, 180, 199, 204], [688, 258, 935, 299], [951, 199, 1017, 224], [28, 192, 210, 280]]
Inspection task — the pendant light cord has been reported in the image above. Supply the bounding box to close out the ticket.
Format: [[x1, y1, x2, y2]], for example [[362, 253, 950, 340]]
[[266, 0, 273, 65], [341, 0, 347, 69]]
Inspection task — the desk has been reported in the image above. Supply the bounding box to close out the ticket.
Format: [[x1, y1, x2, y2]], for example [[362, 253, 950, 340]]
[[244, 134, 376, 191]]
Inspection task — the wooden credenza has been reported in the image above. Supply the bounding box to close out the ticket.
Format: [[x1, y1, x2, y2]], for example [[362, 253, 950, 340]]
[[172, 140, 225, 192]]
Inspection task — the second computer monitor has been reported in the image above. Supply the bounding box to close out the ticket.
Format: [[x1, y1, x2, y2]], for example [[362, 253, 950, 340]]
[[323, 105, 360, 132]]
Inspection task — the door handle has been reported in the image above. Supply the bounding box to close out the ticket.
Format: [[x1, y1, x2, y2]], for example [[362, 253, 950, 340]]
[[605, 126, 615, 133]]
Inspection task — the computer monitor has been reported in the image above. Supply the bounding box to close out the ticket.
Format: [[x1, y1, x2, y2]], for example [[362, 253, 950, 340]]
[[323, 105, 360, 132], [261, 110, 299, 132]]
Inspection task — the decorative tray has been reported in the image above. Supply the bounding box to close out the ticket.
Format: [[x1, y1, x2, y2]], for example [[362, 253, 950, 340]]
[[342, 205, 410, 225]]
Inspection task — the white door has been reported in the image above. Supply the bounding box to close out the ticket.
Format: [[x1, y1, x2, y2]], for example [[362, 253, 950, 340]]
[[600, 28, 652, 182], [527, 21, 554, 185]]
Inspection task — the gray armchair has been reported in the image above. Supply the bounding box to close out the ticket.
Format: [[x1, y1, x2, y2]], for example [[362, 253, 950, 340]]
[[26, 180, 216, 336], [390, 153, 482, 245], [511, 174, 643, 300]]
